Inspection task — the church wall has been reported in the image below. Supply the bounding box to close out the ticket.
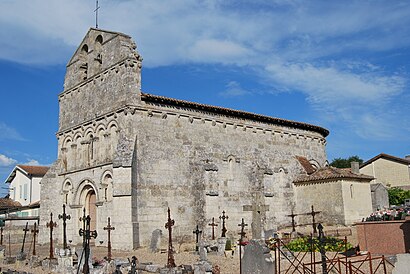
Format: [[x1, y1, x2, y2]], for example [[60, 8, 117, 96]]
[[341, 180, 372, 225], [295, 181, 345, 226], [123, 105, 327, 246]]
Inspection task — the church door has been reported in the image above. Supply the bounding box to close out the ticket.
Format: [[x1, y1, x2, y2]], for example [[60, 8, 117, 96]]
[[85, 190, 97, 244]]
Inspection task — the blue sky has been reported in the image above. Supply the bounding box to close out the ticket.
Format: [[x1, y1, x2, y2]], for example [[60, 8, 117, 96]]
[[1, 1, 409, 195]]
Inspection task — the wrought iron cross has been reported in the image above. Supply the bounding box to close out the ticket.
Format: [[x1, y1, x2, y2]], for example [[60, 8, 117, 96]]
[[94, 0, 100, 28], [165, 207, 176, 268], [309, 205, 321, 234], [31, 222, 39, 256], [58, 204, 71, 249], [317, 223, 328, 274], [0, 227, 3, 245], [193, 225, 202, 251], [21, 222, 29, 253], [79, 215, 98, 274], [287, 210, 298, 232], [103, 217, 115, 261], [46, 213, 57, 259], [238, 218, 248, 244], [208, 217, 218, 240], [79, 208, 86, 246], [219, 210, 229, 238], [238, 218, 248, 274]]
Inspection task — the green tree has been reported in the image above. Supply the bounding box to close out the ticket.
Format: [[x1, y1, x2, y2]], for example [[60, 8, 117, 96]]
[[330, 155, 363, 168], [388, 187, 410, 206]]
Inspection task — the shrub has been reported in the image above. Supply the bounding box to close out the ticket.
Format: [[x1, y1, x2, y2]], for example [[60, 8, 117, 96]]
[[273, 237, 353, 252]]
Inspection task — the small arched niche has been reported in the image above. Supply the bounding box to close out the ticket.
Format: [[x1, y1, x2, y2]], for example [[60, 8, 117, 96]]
[[79, 44, 89, 80], [94, 35, 103, 66]]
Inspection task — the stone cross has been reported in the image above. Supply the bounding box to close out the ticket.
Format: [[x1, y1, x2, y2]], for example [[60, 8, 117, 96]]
[[58, 204, 71, 249], [243, 199, 269, 239], [308, 205, 321, 234], [287, 210, 298, 232], [103, 217, 115, 261], [193, 225, 202, 251], [31, 222, 39, 256], [21, 222, 29, 254], [208, 217, 218, 240], [219, 211, 229, 238], [165, 207, 176, 268], [46, 213, 57, 259], [79, 215, 98, 274]]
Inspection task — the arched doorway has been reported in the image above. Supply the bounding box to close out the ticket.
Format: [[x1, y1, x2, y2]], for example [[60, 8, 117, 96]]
[[85, 189, 97, 231]]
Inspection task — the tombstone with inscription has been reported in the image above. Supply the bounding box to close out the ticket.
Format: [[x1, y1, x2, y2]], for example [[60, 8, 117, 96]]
[[241, 239, 275, 274], [150, 229, 162, 253]]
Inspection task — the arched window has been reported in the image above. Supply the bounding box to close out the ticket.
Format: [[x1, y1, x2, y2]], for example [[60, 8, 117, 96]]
[[79, 44, 89, 80], [94, 35, 103, 66]]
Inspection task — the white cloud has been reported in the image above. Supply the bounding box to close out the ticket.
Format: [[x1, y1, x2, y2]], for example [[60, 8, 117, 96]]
[[219, 81, 252, 97], [0, 122, 25, 141], [0, 154, 17, 167], [23, 159, 41, 166]]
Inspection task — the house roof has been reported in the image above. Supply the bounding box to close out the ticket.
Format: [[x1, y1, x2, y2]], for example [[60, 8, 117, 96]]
[[360, 153, 410, 168], [0, 198, 22, 209], [294, 166, 374, 184], [141, 93, 330, 137], [296, 156, 317, 175], [5, 165, 49, 184]]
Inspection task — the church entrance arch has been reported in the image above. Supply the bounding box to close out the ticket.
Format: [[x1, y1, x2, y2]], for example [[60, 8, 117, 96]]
[[75, 180, 99, 238]]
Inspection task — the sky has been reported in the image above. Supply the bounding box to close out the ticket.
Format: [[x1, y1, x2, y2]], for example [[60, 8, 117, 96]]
[[1, 0, 409, 195]]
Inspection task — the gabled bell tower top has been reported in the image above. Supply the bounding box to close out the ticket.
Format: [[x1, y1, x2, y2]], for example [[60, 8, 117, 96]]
[[59, 28, 143, 131]]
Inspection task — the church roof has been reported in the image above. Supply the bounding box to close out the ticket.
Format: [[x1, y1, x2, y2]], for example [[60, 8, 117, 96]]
[[360, 153, 410, 168], [141, 93, 329, 137], [294, 166, 374, 184], [296, 156, 317, 175]]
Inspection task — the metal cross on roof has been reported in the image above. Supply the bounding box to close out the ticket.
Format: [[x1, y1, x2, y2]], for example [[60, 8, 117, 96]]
[[94, 0, 100, 28]]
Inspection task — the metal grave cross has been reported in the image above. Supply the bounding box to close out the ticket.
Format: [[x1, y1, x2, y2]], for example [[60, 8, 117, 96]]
[[307, 205, 321, 234], [287, 210, 298, 232], [219, 210, 229, 238], [46, 213, 57, 259], [243, 201, 269, 239], [165, 207, 176, 268], [103, 217, 115, 261], [58, 204, 71, 249], [208, 217, 218, 240], [21, 222, 29, 253], [238, 218, 248, 274], [31, 222, 39, 256], [79, 215, 98, 274], [0, 227, 3, 245], [192, 225, 202, 251], [79, 208, 87, 245]]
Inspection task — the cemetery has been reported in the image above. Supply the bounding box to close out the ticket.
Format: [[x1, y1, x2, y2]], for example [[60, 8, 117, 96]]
[[0, 203, 408, 273]]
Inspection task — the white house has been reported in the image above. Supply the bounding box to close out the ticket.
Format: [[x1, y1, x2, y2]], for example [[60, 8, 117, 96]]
[[4, 165, 49, 217]]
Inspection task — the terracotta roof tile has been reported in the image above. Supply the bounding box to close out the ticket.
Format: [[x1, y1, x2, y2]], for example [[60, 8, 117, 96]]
[[0, 198, 22, 209], [294, 166, 374, 184], [296, 156, 316, 175], [17, 165, 49, 177], [141, 93, 329, 137]]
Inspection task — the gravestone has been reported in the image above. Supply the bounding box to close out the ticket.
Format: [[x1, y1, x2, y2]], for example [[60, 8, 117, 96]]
[[216, 238, 227, 256], [241, 239, 275, 274], [243, 192, 269, 240], [150, 229, 162, 253], [199, 240, 207, 262]]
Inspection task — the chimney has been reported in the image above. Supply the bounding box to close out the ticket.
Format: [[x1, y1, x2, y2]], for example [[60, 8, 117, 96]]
[[351, 162, 360, 174]]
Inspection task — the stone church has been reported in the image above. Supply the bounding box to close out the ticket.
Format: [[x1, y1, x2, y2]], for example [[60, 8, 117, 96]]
[[39, 28, 371, 250]]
